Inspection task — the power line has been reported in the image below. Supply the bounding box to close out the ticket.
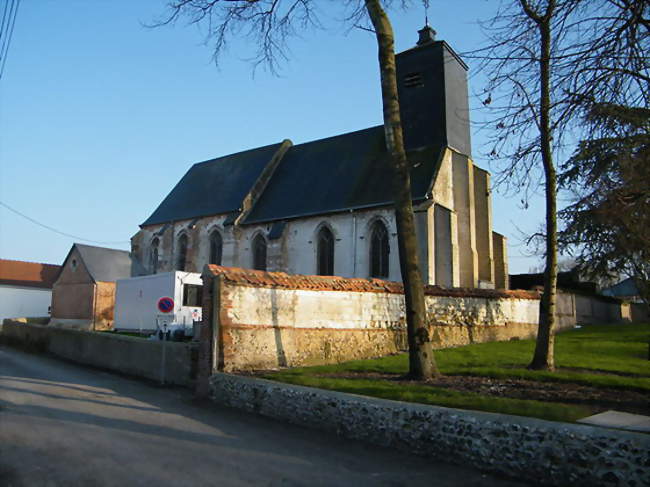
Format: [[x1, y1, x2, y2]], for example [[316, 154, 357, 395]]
[[0, 0, 12, 44], [0, 200, 131, 245], [0, 0, 20, 80]]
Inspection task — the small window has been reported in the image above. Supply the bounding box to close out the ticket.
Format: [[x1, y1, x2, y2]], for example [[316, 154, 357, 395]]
[[252, 234, 267, 271], [150, 237, 160, 274], [182, 284, 203, 307], [370, 221, 390, 278], [71, 259, 77, 271], [317, 226, 335, 276], [177, 234, 188, 271], [209, 230, 223, 265]]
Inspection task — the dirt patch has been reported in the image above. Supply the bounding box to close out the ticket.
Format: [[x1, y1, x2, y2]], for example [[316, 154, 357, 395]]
[[315, 372, 650, 416]]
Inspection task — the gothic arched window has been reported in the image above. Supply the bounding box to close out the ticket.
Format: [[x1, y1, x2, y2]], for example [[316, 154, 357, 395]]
[[209, 230, 223, 265], [317, 226, 335, 276], [370, 221, 389, 278], [252, 234, 267, 271], [150, 237, 160, 274], [177, 234, 188, 271]]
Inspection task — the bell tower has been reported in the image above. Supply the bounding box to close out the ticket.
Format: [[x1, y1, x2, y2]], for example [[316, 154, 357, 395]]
[[396, 27, 471, 157]]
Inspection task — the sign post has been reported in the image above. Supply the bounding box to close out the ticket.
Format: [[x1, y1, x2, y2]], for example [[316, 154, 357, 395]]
[[157, 296, 174, 385]]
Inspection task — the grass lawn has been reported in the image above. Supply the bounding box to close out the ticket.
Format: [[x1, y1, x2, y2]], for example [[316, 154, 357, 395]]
[[263, 323, 650, 423]]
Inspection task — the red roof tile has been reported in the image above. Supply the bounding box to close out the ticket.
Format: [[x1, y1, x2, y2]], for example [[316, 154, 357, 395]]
[[204, 265, 540, 300], [0, 259, 61, 289]]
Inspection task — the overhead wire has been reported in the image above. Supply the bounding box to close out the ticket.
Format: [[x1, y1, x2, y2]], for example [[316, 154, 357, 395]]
[[0, 0, 20, 80], [0, 0, 12, 43], [0, 200, 131, 245], [0, 0, 12, 63]]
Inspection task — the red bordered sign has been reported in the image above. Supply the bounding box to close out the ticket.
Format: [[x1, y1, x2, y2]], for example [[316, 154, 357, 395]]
[[157, 296, 175, 314]]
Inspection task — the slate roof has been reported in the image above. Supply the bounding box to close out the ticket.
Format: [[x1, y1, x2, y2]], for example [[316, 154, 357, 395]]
[[509, 270, 598, 295], [244, 126, 443, 224], [141, 126, 444, 227], [63, 244, 137, 283], [602, 278, 639, 298], [142, 143, 284, 226], [0, 259, 60, 289]]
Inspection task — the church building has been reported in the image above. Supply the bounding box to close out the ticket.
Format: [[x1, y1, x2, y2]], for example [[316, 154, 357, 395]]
[[131, 27, 509, 290]]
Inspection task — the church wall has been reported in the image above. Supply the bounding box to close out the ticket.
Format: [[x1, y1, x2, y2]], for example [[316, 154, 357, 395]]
[[473, 167, 494, 286], [132, 147, 501, 290], [414, 206, 434, 284], [134, 207, 413, 283], [452, 152, 479, 288], [434, 205, 453, 287], [431, 149, 459, 287], [492, 232, 509, 290]]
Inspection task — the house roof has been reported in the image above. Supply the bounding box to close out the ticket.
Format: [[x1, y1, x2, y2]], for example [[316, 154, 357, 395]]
[[141, 126, 444, 227], [602, 277, 639, 298], [509, 270, 598, 295], [243, 126, 443, 224], [62, 244, 136, 283], [142, 143, 285, 226], [0, 259, 60, 289]]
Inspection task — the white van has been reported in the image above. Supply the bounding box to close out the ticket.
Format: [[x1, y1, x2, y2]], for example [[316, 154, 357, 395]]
[[114, 271, 203, 335]]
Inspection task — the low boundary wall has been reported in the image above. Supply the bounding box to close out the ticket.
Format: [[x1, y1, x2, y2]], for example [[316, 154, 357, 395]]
[[209, 373, 650, 487], [1, 320, 197, 387], [201, 266, 575, 372]]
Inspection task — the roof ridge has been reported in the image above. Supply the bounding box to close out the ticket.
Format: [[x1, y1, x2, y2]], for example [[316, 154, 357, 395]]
[[192, 141, 285, 168], [0, 258, 60, 267], [74, 243, 130, 254], [291, 125, 383, 149]]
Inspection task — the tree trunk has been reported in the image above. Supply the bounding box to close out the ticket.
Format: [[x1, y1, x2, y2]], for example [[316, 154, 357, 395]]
[[365, 0, 438, 379], [528, 2, 558, 371]]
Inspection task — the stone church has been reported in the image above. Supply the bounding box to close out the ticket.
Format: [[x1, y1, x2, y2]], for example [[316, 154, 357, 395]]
[[131, 27, 508, 289]]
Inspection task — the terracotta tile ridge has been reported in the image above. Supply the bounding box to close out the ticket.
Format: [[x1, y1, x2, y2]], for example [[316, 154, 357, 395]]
[[204, 265, 541, 300]]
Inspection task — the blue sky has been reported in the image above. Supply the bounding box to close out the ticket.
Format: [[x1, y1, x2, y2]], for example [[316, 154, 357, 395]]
[[0, 0, 547, 273]]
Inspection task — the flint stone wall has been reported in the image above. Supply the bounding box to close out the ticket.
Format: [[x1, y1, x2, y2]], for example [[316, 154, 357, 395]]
[[209, 372, 650, 487]]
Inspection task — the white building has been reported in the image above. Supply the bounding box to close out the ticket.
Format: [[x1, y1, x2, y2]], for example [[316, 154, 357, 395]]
[[0, 259, 60, 321], [131, 28, 508, 289]]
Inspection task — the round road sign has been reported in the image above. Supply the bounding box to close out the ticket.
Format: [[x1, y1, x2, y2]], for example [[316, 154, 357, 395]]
[[157, 296, 174, 313]]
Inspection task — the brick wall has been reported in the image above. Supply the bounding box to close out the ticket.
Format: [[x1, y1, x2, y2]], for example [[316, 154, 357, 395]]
[[200, 265, 565, 375]]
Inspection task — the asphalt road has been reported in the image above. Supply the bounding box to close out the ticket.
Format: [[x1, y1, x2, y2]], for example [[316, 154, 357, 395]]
[[0, 345, 527, 487]]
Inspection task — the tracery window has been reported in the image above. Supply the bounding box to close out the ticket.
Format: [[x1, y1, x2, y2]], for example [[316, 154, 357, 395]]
[[150, 237, 159, 274], [177, 234, 188, 271], [317, 226, 335, 276], [370, 221, 389, 278], [252, 234, 267, 271], [209, 230, 223, 265]]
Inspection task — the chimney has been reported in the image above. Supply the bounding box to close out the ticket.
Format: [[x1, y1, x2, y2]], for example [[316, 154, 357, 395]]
[[396, 28, 471, 157]]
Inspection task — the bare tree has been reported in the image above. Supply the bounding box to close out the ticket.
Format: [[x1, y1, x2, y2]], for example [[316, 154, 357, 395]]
[[468, 0, 563, 371], [467, 0, 648, 371], [155, 0, 438, 379]]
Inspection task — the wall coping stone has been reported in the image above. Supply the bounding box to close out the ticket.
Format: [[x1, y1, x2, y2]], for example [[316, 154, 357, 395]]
[[209, 372, 650, 487], [203, 265, 541, 300]]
